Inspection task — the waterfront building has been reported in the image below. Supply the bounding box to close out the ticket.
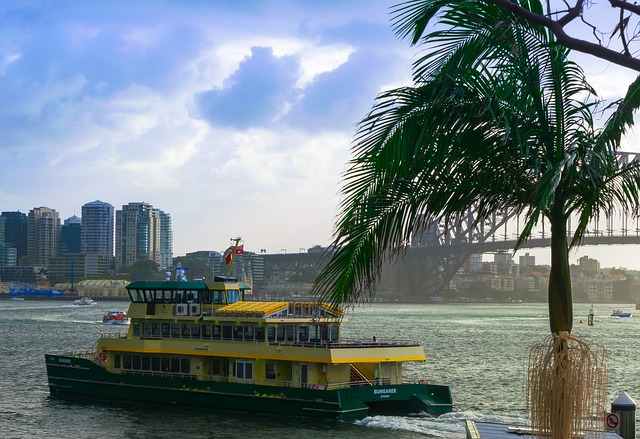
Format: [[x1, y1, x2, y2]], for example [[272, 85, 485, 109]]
[[48, 253, 113, 284], [81, 200, 114, 257], [0, 211, 28, 264], [60, 215, 81, 254], [158, 209, 173, 270], [115, 202, 172, 271], [0, 243, 17, 267], [27, 207, 60, 267]]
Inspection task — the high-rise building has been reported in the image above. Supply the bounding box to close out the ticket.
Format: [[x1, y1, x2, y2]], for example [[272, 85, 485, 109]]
[[158, 210, 173, 270], [115, 202, 172, 271], [81, 200, 114, 256], [27, 207, 60, 267], [1, 211, 28, 264], [60, 215, 82, 254]]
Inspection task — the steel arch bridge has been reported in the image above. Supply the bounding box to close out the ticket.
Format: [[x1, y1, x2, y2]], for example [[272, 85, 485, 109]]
[[398, 151, 640, 295]]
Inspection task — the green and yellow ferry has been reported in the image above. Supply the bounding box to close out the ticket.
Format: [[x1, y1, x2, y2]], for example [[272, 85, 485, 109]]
[[45, 275, 452, 419]]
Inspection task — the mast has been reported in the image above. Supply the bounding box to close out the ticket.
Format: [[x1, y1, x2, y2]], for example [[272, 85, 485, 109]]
[[225, 237, 242, 277]]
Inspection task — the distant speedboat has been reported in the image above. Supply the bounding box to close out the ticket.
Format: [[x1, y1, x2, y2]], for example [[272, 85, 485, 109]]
[[73, 297, 96, 306], [611, 309, 632, 318], [102, 310, 130, 325]]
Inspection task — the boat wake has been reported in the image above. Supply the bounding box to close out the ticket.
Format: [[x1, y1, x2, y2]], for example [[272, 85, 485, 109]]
[[356, 411, 528, 438]]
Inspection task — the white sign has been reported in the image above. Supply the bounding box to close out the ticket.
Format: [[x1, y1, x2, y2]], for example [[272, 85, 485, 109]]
[[605, 412, 620, 431]]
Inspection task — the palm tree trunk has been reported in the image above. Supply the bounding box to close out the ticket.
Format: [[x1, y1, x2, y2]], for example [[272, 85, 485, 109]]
[[548, 215, 573, 334]]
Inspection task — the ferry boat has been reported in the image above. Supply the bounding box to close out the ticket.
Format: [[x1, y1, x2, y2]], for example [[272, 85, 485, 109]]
[[45, 275, 452, 419], [73, 297, 96, 306], [102, 310, 130, 325]]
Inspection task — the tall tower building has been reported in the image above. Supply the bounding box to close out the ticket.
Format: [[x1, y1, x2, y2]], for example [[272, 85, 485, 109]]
[[60, 215, 82, 254], [158, 209, 173, 270], [81, 200, 114, 256], [27, 207, 60, 267], [115, 202, 172, 271], [1, 211, 28, 264]]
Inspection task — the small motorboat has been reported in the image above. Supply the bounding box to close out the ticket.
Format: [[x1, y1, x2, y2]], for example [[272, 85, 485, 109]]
[[102, 310, 130, 325], [611, 309, 632, 318], [73, 297, 96, 306]]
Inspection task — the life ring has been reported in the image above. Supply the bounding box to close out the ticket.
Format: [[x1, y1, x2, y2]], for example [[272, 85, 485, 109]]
[[99, 351, 107, 362]]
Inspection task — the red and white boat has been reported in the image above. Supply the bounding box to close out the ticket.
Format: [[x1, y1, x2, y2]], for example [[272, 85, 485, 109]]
[[102, 310, 130, 325]]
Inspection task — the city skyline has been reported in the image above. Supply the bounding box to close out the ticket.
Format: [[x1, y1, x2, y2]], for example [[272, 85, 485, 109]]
[[5, 201, 640, 275], [2, 2, 640, 269]]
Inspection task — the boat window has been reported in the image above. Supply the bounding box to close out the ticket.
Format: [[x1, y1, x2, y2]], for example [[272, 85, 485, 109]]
[[202, 324, 212, 339], [181, 324, 191, 339], [132, 356, 141, 370], [286, 325, 294, 342], [123, 355, 132, 369], [142, 322, 152, 338], [255, 326, 265, 342], [210, 290, 225, 304], [276, 326, 285, 341], [266, 363, 276, 380], [228, 289, 240, 304], [171, 323, 181, 338], [191, 324, 201, 338], [298, 326, 309, 342], [232, 325, 243, 341], [310, 325, 320, 343], [181, 359, 190, 374], [330, 326, 339, 341], [201, 290, 212, 304], [151, 357, 160, 371], [174, 290, 185, 303], [158, 290, 172, 303], [222, 325, 232, 340], [186, 290, 198, 303], [142, 356, 151, 370], [151, 323, 161, 338], [212, 358, 226, 375], [267, 326, 276, 342], [171, 358, 180, 373], [132, 321, 140, 336], [114, 354, 121, 368], [244, 326, 254, 341], [128, 289, 145, 303], [162, 323, 171, 338], [212, 325, 222, 340], [236, 361, 253, 381]]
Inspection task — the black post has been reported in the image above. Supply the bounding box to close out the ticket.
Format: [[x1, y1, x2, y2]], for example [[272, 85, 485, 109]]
[[612, 391, 636, 439]]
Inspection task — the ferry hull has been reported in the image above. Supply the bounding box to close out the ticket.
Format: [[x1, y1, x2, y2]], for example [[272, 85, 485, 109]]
[[45, 354, 452, 419]]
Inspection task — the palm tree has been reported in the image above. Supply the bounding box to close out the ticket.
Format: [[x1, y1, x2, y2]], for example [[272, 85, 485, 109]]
[[313, 0, 640, 436]]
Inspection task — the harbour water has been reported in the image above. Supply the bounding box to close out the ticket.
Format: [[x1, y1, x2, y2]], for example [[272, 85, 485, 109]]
[[1, 300, 638, 438]]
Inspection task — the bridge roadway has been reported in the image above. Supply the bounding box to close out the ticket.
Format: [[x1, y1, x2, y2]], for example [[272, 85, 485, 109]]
[[408, 234, 640, 256]]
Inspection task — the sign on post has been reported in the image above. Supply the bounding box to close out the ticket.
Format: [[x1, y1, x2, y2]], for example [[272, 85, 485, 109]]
[[605, 412, 620, 432]]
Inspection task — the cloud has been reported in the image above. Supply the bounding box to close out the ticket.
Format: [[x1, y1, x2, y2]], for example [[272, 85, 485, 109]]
[[195, 47, 301, 129]]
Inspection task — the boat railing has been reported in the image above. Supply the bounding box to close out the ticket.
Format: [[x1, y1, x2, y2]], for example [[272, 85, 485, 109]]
[[114, 370, 404, 390], [100, 331, 126, 339], [122, 369, 197, 380], [266, 338, 420, 349]]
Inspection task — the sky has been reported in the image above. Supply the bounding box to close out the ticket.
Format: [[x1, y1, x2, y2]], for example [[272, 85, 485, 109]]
[[2, 1, 640, 269]]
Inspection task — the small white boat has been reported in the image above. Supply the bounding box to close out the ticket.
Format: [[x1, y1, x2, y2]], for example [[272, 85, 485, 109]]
[[73, 297, 96, 306], [102, 310, 130, 325]]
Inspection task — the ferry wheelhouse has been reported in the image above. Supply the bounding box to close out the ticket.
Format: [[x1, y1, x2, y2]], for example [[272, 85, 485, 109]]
[[45, 276, 452, 419]]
